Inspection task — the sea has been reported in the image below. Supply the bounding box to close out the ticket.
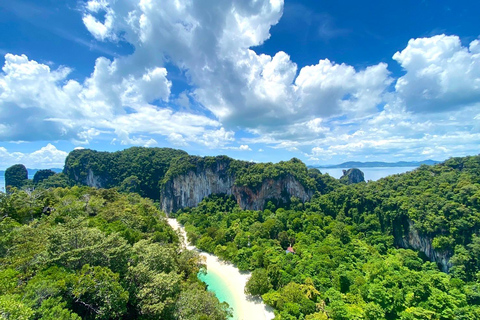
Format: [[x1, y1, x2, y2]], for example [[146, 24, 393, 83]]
[[318, 166, 418, 181], [198, 271, 239, 319]]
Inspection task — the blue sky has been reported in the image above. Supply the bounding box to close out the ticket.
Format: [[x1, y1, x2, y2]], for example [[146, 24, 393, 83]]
[[0, 0, 479, 169]]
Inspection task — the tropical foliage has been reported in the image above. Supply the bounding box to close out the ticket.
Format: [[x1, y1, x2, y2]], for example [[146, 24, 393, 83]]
[[4, 149, 479, 320], [64, 147, 188, 199], [0, 187, 231, 320], [174, 155, 480, 319]]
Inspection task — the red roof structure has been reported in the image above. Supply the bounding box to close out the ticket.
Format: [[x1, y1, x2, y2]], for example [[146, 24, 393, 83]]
[[286, 246, 295, 254]]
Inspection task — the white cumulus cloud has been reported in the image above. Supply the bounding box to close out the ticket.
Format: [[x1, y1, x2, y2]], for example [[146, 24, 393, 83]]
[[0, 53, 233, 148], [393, 34, 480, 112], [79, 0, 393, 135], [3, 0, 480, 162], [295, 59, 392, 117], [0, 144, 68, 169]]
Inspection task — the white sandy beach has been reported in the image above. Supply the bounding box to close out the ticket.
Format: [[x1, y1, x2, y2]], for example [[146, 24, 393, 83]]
[[167, 218, 275, 320]]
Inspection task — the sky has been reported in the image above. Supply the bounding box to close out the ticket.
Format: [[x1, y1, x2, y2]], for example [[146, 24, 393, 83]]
[[0, 0, 479, 169]]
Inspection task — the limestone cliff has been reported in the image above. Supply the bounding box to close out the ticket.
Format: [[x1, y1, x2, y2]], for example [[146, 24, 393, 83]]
[[233, 175, 312, 211], [160, 160, 235, 213], [160, 157, 314, 213], [395, 219, 452, 272], [65, 164, 110, 189], [63, 147, 187, 199], [85, 169, 107, 188]]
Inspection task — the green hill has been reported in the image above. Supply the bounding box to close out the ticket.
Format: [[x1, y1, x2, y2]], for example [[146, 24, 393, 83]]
[[174, 155, 480, 319]]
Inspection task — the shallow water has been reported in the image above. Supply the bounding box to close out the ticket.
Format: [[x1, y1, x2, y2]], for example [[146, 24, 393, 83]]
[[167, 218, 274, 320], [198, 270, 239, 319]]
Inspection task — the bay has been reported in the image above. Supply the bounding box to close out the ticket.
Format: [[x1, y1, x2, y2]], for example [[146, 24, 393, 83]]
[[167, 218, 274, 320], [318, 166, 418, 181], [198, 270, 239, 319]]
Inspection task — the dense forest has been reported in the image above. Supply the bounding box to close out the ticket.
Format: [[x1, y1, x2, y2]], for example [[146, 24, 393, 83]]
[[63, 147, 188, 199], [161, 155, 320, 191], [0, 187, 231, 319], [174, 155, 480, 319], [2, 150, 479, 319]]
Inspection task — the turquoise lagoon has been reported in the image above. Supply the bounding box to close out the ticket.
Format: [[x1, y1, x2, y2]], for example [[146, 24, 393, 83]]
[[198, 269, 239, 319]]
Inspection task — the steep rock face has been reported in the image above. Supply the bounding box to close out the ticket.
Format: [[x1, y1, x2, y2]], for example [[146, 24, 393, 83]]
[[161, 161, 235, 214], [85, 169, 106, 188], [233, 175, 312, 211], [340, 168, 365, 184], [160, 166, 313, 213], [396, 219, 452, 272], [66, 166, 108, 189]]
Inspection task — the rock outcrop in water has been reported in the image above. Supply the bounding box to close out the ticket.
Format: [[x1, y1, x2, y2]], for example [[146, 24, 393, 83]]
[[5, 164, 28, 190], [340, 168, 365, 184]]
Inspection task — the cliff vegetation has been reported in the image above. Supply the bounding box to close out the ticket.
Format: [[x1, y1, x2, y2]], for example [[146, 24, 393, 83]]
[[160, 155, 317, 191], [5, 164, 28, 190], [64, 147, 187, 199]]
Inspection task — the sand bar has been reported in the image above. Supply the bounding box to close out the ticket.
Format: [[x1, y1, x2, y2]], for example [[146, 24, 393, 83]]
[[167, 218, 275, 320]]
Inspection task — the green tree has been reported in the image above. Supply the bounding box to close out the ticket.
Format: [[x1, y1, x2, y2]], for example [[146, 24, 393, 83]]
[[71, 265, 128, 319], [364, 302, 385, 320], [0, 294, 34, 320], [119, 175, 141, 194], [33, 170, 56, 185], [37, 297, 81, 320], [135, 272, 181, 318], [245, 268, 272, 296], [175, 284, 232, 320]]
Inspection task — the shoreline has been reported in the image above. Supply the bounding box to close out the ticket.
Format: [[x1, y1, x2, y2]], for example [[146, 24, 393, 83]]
[[167, 218, 275, 320]]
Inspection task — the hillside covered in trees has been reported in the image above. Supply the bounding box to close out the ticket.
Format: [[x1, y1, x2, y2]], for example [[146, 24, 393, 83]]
[[5, 147, 361, 204], [63, 147, 188, 199], [2, 149, 479, 319], [0, 187, 231, 319], [174, 155, 480, 319]]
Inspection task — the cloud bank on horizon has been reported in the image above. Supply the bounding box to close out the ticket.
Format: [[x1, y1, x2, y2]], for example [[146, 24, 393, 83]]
[[0, 0, 479, 169]]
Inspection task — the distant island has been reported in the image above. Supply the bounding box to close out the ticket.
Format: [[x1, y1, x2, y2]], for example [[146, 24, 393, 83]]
[[314, 159, 440, 168]]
